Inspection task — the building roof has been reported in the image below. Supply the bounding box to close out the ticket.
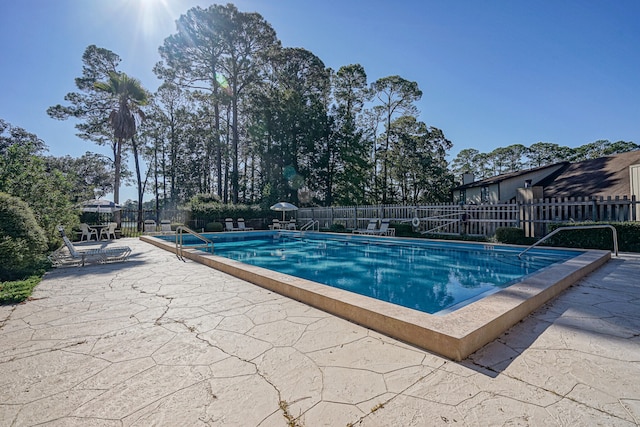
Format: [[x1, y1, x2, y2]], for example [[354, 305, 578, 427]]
[[452, 162, 569, 191], [540, 150, 640, 198]]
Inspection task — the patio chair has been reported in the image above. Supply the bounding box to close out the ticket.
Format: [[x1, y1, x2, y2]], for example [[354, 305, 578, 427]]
[[286, 220, 297, 230], [352, 219, 378, 234], [80, 223, 99, 241], [270, 219, 282, 230], [237, 218, 253, 231], [144, 220, 157, 233], [99, 222, 117, 240], [371, 218, 395, 236], [225, 218, 240, 231], [160, 220, 173, 234]]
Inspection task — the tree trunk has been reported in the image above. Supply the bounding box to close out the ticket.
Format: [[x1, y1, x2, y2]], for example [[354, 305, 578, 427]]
[[131, 136, 143, 232], [231, 97, 239, 204], [113, 138, 122, 228]]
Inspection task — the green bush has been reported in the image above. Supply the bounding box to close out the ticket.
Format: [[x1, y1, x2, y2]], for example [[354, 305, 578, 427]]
[[547, 222, 640, 252], [391, 222, 421, 237], [205, 222, 223, 232], [493, 227, 535, 245], [329, 223, 346, 232], [189, 197, 268, 223], [0, 193, 49, 281], [425, 233, 489, 242]]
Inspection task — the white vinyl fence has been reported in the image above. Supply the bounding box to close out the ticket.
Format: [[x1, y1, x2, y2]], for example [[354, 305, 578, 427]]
[[298, 195, 638, 238]]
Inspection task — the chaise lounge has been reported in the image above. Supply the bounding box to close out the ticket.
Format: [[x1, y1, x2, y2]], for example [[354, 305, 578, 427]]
[[352, 219, 378, 234], [51, 226, 132, 267]]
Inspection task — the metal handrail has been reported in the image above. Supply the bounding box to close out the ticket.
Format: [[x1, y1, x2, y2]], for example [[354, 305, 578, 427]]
[[300, 220, 319, 231], [518, 225, 618, 258], [422, 219, 461, 234], [175, 226, 213, 260]]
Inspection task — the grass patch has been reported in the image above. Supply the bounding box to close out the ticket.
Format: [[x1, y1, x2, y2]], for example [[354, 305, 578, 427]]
[[0, 275, 42, 304]]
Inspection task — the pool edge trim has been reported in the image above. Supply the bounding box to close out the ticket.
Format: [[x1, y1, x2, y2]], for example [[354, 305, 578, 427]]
[[140, 234, 610, 361]]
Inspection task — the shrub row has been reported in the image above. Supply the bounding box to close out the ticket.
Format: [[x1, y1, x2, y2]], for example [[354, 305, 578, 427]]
[[546, 222, 640, 252], [189, 200, 273, 224], [494, 223, 640, 252]]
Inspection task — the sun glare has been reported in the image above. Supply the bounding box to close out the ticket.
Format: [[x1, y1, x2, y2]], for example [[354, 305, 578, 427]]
[[132, 0, 176, 39]]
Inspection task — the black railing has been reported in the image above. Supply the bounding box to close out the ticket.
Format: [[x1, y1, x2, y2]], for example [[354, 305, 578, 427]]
[[118, 209, 189, 237]]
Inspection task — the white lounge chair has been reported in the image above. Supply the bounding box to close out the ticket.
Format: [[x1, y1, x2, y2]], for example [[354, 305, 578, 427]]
[[353, 219, 378, 234], [160, 220, 173, 234], [52, 228, 132, 267], [237, 218, 253, 231], [80, 223, 98, 241], [225, 218, 240, 231], [144, 220, 157, 233], [371, 219, 395, 236]]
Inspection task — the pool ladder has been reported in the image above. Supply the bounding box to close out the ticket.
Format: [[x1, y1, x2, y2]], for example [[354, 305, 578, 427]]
[[300, 220, 320, 231], [518, 225, 618, 258], [175, 226, 214, 261]]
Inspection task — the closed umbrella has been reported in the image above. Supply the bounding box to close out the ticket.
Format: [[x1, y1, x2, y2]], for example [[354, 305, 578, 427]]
[[79, 199, 122, 213], [270, 202, 298, 221]]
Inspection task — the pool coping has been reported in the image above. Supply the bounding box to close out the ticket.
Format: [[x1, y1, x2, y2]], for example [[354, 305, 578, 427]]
[[140, 233, 610, 361]]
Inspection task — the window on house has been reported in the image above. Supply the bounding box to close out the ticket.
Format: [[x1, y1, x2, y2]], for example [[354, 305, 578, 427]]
[[459, 190, 466, 203], [481, 186, 489, 202]]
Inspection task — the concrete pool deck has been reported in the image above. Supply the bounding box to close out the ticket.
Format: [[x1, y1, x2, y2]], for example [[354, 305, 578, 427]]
[[0, 238, 638, 425], [142, 233, 610, 361]]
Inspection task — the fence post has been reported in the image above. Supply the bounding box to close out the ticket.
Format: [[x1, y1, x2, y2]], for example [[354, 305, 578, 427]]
[[354, 205, 358, 229]]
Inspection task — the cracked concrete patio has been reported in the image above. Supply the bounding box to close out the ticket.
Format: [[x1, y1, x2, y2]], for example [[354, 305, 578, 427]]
[[1, 238, 639, 426]]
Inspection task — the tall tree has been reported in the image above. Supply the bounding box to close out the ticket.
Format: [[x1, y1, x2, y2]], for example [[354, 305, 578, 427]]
[[331, 64, 371, 205], [156, 4, 280, 203], [94, 72, 149, 227], [44, 153, 113, 203], [603, 140, 640, 155], [450, 148, 480, 184], [526, 142, 573, 167], [47, 45, 123, 184], [388, 117, 453, 204], [156, 5, 229, 198], [370, 76, 422, 203]]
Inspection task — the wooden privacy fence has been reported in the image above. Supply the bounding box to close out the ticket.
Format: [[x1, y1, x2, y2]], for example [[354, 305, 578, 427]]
[[298, 195, 638, 238], [520, 195, 638, 237], [297, 203, 519, 237], [112, 196, 637, 238]]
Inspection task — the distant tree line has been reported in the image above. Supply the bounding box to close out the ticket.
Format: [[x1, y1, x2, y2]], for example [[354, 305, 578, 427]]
[[450, 140, 639, 184], [48, 3, 454, 214], [3, 2, 637, 240]]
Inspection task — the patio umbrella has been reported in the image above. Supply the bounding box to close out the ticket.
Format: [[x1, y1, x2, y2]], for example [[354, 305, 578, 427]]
[[79, 199, 122, 213], [270, 202, 298, 221]]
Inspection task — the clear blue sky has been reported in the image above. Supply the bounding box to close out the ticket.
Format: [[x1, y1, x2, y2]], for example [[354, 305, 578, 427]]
[[1, 0, 638, 202]]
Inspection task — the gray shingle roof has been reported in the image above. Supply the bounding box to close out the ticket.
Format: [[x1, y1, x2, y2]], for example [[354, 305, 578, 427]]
[[542, 150, 640, 198]]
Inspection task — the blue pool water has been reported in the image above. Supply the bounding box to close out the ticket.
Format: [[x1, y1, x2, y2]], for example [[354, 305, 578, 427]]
[[163, 231, 581, 314]]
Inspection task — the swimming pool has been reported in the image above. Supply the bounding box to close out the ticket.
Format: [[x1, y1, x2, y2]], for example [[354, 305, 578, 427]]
[[142, 231, 610, 360], [162, 231, 578, 314]]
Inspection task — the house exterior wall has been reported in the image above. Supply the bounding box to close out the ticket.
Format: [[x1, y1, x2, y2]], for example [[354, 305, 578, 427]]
[[454, 164, 566, 204], [454, 183, 500, 204], [500, 164, 566, 202], [631, 164, 640, 219]]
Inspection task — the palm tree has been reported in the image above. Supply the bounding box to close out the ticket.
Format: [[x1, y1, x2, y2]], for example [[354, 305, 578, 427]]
[[94, 72, 148, 228]]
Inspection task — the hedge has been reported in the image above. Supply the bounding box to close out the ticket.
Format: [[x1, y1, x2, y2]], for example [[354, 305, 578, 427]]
[[494, 223, 640, 252], [0, 193, 49, 281], [546, 222, 640, 252]]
